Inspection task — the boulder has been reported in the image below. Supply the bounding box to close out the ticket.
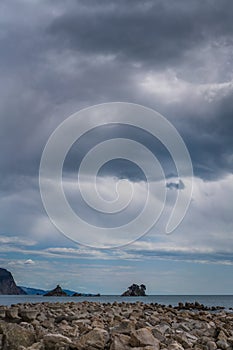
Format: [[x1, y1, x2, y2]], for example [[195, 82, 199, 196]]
[[75, 328, 109, 349], [20, 309, 38, 322], [110, 334, 131, 350], [6, 307, 20, 320], [129, 327, 160, 348], [0, 321, 35, 349], [111, 319, 135, 335], [43, 333, 72, 349]]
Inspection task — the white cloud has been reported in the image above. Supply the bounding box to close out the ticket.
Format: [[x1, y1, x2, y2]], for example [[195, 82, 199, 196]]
[[24, 259, 35, 265], [140, 69, 233, 104], [0, 235, 37, 246]]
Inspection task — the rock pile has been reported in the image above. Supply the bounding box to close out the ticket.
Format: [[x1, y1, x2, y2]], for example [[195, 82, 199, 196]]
[[175, 302, 225, 312], [0, 301, 232, 349]]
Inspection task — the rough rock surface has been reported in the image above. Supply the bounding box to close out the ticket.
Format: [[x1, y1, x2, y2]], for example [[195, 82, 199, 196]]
[[0, 268, 26, 295], [44, 285, 67, 297], [121, 284, 147, 296], [0, 301, 233, 349]]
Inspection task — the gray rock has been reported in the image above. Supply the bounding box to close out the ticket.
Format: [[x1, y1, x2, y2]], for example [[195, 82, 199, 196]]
[[75, 327, 109, 349], [6, 307, 19, 319], [151, 327, 166, 342], [216, 339, 230, 349], [19, 343, 44, 350], [207, 340, 217, 350], [130, 327, 160, 348], [20, 309, 38, 322], [0, 308, 6, 318], [0, 321, 35, 350], [111, 319, 135, 335], [43, 333, 72, 350], [167, 341, 184, 350], [110, 334, 131, 350]]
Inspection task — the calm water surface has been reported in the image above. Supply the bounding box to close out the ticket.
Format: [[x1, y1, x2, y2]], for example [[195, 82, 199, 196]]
[[0, 295, 233, 310]]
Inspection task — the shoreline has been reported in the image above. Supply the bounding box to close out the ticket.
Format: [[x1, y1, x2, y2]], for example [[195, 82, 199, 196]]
[[0, 301, 233, 349]]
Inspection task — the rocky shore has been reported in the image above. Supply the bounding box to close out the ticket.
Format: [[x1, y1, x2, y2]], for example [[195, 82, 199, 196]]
[[0, 301, 233, 349]]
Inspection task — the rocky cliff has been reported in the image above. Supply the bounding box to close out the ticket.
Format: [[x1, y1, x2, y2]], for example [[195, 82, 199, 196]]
[[0, 268, 26, 295], [44, 285, 67, 296], [121, 283, 146, 296]]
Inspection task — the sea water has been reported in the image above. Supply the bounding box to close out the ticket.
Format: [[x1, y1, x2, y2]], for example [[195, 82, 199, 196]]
[[0, 295, 233, 310]]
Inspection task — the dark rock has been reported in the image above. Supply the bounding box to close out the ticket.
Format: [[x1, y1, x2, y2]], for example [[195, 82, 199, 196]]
[[75, 328, 109, 349], [19, 309, 38, 322], [44, 285, 67, 297], [121, 283, 146, 296], [5, 307, 20, 320], [0, 268, 26, 295], [0, 308, 6, 319], [43, 333, 72, 349], [0, 320, 35, 349]]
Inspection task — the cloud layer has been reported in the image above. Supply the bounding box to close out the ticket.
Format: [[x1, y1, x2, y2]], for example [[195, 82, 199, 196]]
[[0, 0, 233, 293]]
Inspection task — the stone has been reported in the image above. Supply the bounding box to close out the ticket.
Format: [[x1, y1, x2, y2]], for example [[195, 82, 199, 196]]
[[0, 321, 35, 350], [20, 309, 38, 322], [43, 333, 72, 350], [0, 308, 6, 318], [37, 312, 47, 322], [110, 334, 131, 350], [153, 323, 171, 335], [167, 341, 184, 350], [206, 340, 217, 350], [216, 339, 230, 349], [130, 327, 160, 348], [151, 328, 166, 342], [218, 330, 228, 340], [76, 327, 109, 349], [111, 319, 135, 335], [6, 307, 19, 319], [19, 343, 44, 350]]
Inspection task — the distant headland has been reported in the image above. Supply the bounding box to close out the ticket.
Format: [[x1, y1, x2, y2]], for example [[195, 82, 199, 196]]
[[0, 267, 147, 297], [0, 268, 100, 296], [0, 268, 26, 295]]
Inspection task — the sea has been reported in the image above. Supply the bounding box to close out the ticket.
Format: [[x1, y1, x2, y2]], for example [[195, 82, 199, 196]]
[[0, 295, 233, 311]]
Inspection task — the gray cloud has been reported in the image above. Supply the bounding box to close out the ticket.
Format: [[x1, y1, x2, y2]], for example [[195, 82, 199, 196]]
[[0, 0, 233, 272], [0, 0, 232, 186], [48, 0, 233, 71]]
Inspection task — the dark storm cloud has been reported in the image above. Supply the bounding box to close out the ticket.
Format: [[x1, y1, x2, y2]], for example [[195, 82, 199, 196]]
[[0, 0, 233, 186], [46, 0, 233, 180], [177, 93, 233, 180], [48, 0, 233, 68]]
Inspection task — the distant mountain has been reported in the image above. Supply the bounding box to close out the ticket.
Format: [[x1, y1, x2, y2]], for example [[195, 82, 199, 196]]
[[0, 268, 26, 295], [20, 286, 46, 295], [20, 286, 78, 296], [0, 268, 99, 296]]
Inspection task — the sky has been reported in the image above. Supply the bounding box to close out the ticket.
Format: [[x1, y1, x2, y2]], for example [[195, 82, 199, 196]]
[[0, 0, 233, 294]]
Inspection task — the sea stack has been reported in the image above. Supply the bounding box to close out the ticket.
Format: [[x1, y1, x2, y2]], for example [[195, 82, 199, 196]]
[[44, 285, 67, 296], [121, 283, 147, 296], [0, 268, 26, 295]]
